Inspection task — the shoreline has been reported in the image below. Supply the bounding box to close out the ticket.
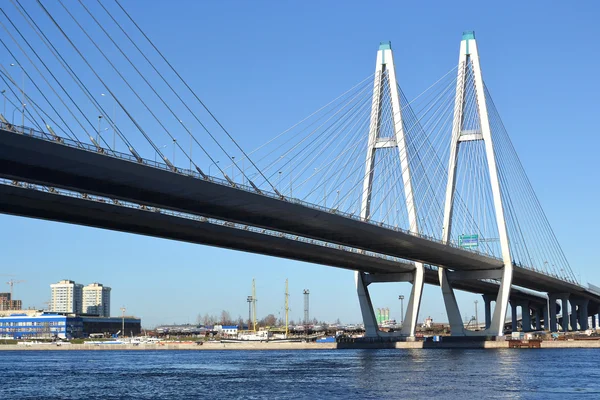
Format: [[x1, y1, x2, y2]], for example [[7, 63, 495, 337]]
[[1, 339, 600, 350]]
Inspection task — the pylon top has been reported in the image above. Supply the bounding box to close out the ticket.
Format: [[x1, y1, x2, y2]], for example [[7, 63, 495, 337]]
[[379, 41, 391, 50], [462, 31, 475, 40]]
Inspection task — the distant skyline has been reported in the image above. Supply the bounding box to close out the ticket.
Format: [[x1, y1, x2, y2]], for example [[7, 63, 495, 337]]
[[1, 0, 599, 327]]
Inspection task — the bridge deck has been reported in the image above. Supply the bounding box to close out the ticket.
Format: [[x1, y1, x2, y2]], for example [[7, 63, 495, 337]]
[[0, 127, 596, 306], [0, 181, 545, 304]]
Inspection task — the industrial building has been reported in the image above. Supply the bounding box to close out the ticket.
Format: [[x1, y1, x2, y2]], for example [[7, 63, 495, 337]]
[[82, 283, 111, 317], [0, 312, 141, 339]]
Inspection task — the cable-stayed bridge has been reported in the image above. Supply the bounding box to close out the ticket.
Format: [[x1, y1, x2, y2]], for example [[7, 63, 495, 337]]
[[0, 1, 596, 337]]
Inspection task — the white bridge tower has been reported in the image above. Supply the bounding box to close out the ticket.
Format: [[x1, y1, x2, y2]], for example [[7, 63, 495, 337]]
[[440, 31, 513, 336], [356, 42, 425, 338]]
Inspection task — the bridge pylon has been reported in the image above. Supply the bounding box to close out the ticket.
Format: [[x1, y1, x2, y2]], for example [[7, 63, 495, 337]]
[[356, 42, 424, 338], [440, 31, 513, 336]]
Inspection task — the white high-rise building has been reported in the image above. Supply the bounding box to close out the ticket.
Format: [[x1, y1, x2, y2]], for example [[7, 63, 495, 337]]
[[82, 283, 111, 317], [50, 280, 83, 314]]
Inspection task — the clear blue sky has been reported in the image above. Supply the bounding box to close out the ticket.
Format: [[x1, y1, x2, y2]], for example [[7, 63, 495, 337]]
[[1, 0, 599, 328]]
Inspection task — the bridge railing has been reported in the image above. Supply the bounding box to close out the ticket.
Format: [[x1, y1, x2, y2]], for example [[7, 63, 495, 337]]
[[1, 122, 563, 273]]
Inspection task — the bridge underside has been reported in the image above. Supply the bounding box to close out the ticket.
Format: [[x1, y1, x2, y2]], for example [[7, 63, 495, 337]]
[[0, 181, 545, 307]]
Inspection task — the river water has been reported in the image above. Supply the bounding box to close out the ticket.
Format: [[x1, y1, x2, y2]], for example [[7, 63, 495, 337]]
[[1, 349, 598, 399]]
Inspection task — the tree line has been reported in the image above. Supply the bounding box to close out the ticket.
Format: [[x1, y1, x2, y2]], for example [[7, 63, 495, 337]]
[[197, 310, 334, 328], [196, 310, 277, 328]]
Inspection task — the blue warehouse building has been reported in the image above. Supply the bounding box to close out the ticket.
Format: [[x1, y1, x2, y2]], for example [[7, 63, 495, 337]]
[[0, 314, 82, 339], [0, 313, 141, 339]]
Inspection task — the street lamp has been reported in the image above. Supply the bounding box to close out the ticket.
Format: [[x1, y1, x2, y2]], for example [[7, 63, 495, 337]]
[[231, 156, 236, 181], [278, 171, 282, 191], [120, 306, 126, 338], [97, 115, 103, 143], [172, 138, 177, 164], [398, 295, 404, 325], [11, 106, 20, 126], [246, 295, 253, 330], [10, 63, 24, 128]]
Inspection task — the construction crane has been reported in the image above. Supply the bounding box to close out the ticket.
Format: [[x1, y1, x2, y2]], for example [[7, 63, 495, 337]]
[[6, 279, 25, 300]]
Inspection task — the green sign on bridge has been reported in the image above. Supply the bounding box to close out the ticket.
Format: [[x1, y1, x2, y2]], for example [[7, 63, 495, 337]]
[[459, 234, 479, 248]]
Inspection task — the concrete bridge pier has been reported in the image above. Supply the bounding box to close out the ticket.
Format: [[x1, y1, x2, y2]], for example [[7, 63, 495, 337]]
[[570, 303, 578, 331], [509, 300, 533, 332], [566, 297, 588, 331], [548, 293, 569, 332], [533, 307, 543, 331], [482, 294, 495, 330], [356, 271, 423, 338], [548, 294, 559, 332], [568, 297, 589, 331], [580, 299, 590, 330], [521, 302, 532, 332], [510, 302, 518, 332], [544, 293, 569, 332], [510, 300, 532, 332], [593, 306, 600, 329]]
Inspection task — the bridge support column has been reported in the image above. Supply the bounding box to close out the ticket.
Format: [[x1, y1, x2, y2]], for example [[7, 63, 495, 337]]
[[399, 265, 425, 337], [520, 302, 532, 332], [548, 294, 559, 332], [591, 315, 596, 331], [534, 307, 542, 331], [542, 304, 549, 331], [581, 300, 589, 331], [510, 302, 518, 332], [569, 301, 578, 331], [355, 272, 379, 337], [355, 270, 423, 338], [560, 294, 570, 332], [483, 294, 494, 330], [571, 297, 589, 331]]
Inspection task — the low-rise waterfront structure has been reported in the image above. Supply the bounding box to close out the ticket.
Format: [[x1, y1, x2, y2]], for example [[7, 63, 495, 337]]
[[0, 313, 141, 339]]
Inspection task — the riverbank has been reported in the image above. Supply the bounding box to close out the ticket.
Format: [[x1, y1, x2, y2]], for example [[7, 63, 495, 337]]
[[0, 341, 337, 351], [2, 339, 600, 350]]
